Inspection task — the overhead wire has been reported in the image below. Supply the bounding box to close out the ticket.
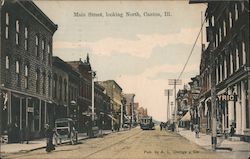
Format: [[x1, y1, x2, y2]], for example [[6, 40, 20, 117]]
[[177, 15, 207, 80]]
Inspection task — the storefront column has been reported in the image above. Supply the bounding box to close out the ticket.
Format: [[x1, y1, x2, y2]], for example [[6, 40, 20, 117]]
[[8, 91, 11, 124], [45, 102, 47, 124], [39, 99, 41, 131], [20, 98, 22, 130], [241, 81, 246, 134], [228, 88, 234, 125], [236, 85, 242, 134], [26, 98, 28, 127]]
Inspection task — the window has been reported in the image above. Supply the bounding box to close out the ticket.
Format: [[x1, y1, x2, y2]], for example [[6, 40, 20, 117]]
[[230, 52, 233, 75], [211, 16, 214, 26], [48, 75, 51, 97], [6, 56, 9, 69], [242, 42, 246, 65], [220, 63, 223, 82], [16, 61, 20, 73], [15, 20, 20, 45], [16, 60, 20, 86], [48, 44, 51, 65], [64, 80, 67, 102], [42, 73, 46, 95], [236, 47, 239, 70], [219, 27, 222, 43], [42, 40, 45, 60], [223, 20, 226, 37], [5, 13, 9, 39], [24, 27, 28, 51], [59, 77, 62, 100], [235, 3, 238, 20], [24, 65, 29, 89], [229, 12, 232, 28], [36, 70, 40, 93], [35, 36, 39, 57], [53, 75, 57, 98], [224, 58, 227, 79]]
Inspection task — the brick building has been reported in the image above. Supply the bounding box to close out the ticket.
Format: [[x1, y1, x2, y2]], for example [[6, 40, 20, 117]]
[[0, 1, 57, 140], [191, 1, 249, 139], [94, 82, 112, 130], [52, 56, 69, 120], [67, 55, 92, 132], [98, 80, 123, 130]]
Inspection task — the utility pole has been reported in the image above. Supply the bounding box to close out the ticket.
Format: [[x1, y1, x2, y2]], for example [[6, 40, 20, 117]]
[[168, 79, 182, 132], [90, 71, 96, 122], [207, 22, 217, 151], [164, 89, 173, 122], [0, 1, 2, 155]]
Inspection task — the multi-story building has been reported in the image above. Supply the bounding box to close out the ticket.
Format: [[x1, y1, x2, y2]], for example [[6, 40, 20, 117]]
[[0, 1, 57, 140], [124, 94, 135, 126], [94, 82, 112, 130], [98, 80, 123, 130], [191, 0, 249, 140], [52, 56, 70, 120], [67, 55, 92, 132]]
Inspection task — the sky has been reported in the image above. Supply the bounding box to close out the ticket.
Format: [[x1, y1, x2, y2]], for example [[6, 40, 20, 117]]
[[35, 0, 206, 122]]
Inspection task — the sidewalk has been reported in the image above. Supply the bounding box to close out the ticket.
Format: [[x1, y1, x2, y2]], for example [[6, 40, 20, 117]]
[[0, 130, 113, 154], [177, 128, 250, 152]]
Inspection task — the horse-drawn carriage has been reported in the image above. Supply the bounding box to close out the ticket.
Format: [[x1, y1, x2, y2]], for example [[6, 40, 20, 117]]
[[54, 118, 78, 145]]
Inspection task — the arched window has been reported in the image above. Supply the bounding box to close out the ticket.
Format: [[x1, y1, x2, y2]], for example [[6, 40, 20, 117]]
[[42, 72, 46, 95], [64, 79, 67, 102]]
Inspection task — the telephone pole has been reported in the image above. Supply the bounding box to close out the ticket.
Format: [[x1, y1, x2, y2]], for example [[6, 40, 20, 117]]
[[207, 23, 217, 151], [164, 89, 173, 122], [168, 79, 182, 132]]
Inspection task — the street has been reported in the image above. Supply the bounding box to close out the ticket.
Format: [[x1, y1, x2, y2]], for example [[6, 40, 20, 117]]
[[3, 127, 248, 159]]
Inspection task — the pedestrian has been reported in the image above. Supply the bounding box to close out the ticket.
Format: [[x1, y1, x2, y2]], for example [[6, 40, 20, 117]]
[[229, 124, 235, 137], [194, 124, 199, 138], [45, 124, 55, 152], [160, 122, 163, 131]]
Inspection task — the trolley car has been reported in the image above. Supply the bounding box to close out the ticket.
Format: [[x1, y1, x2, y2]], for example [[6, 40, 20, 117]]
[[140, 116, 155, 130]]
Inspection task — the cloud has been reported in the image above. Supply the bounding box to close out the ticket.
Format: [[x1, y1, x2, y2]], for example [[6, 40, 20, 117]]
[[54, 27, 200, 58]]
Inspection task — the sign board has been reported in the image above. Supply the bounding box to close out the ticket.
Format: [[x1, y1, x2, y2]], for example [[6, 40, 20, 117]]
[[27, 107, 34, 112], [217, 94, 237, 101]]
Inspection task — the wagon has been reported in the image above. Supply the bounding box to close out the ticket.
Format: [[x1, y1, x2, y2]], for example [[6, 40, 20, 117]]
[[55, 118, 78, 145]]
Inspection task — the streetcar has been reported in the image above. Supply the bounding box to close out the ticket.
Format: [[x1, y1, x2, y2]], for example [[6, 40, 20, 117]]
[[140, 116, 155, 130]]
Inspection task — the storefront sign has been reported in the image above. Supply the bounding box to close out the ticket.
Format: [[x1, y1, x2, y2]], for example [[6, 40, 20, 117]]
[[27, 107, 34, 112], [217, 94, 237, 101]]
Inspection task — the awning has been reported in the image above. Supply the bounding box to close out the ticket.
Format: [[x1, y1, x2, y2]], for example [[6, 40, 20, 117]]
[[180, 111, 191, 121], [107, 115, 117, 121]]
